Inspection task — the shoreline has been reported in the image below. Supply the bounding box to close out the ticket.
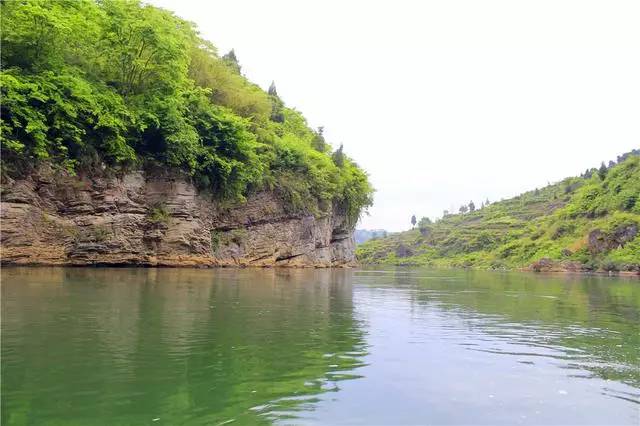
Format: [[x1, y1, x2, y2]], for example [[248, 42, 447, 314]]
[[2, 262, 638, 277]]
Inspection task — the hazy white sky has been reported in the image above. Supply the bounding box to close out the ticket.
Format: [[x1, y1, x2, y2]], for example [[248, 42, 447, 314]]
[[150, 0, 639, 231]]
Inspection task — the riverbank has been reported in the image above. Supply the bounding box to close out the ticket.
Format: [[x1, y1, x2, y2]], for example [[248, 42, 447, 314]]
[[355, 262, 640, 277]]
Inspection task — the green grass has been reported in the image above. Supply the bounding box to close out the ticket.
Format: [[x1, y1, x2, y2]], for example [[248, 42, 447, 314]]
[[357, 155, 640, 272]]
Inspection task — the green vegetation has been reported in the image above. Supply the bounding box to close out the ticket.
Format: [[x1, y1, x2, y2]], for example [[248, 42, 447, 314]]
[[147, 203, 170, 225], [0, 0, 372, 223], [357, 154, 640, 272]]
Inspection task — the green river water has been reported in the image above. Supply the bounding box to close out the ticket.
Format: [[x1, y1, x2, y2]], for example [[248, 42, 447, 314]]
[[1, 267, 639, 425]]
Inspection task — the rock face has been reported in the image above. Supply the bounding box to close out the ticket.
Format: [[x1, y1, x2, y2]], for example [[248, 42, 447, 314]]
[[0, 167, 357, 267], [588, 225, 638, 255], [529, 258, 586, 273]]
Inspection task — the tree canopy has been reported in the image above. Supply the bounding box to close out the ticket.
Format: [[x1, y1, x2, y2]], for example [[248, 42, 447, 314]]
[[0, 0, 373, 223]]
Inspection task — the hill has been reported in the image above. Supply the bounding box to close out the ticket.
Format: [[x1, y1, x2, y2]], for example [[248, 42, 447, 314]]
[[357, 153, 640, 273], [0, 0, 372, 225]]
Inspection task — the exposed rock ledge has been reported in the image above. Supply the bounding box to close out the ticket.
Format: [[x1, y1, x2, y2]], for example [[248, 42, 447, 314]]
[[0, 167, 356, 267]]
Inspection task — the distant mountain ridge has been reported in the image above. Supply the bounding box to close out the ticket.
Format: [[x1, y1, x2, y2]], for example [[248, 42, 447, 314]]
[[354, 229, 388, 245], [357, 151, 640, 274]]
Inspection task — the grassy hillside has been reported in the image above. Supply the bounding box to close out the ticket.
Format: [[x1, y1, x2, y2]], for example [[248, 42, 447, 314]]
[[357, 154, 640, 273], [0, 0, 372, 224]]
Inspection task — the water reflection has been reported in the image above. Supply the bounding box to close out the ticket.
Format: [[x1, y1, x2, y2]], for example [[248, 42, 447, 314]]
[[403, 270, 640, 388], [303, 268, 638, 425], [1, 268, 367, 425], [2, 267, 639, 425]]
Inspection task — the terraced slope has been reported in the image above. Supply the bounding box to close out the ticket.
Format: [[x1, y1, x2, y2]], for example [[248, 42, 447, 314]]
[[357, 154, 640, 273]]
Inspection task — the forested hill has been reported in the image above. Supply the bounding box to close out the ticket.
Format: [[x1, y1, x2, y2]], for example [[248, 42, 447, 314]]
[[0, 0, 372, 224], [357, 152, 640, 273]]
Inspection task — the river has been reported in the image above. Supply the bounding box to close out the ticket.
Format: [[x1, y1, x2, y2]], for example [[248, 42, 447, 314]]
[[1, 267, 638, 425]]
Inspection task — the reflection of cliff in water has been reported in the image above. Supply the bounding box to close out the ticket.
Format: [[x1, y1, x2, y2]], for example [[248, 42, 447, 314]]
[[1, 268, 368, 425], [399, 269, 640, 389]]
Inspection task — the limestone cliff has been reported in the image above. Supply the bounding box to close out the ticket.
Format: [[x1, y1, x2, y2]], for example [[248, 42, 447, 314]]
[[0, 167, 357, 267]]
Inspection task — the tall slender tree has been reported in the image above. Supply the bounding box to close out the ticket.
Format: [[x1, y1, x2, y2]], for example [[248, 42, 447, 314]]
[[311, 126, 326, 152], [268, 81, 285, 123], [222, 49, 241, 73], [332, 144, 345, 167], [598, 162, 608, 180], [268, 80, 278, 96]]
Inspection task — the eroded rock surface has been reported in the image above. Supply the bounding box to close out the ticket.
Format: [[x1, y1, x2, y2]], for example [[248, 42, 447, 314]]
[[588, 225, 638, 255], [1, 167, 356, 267]]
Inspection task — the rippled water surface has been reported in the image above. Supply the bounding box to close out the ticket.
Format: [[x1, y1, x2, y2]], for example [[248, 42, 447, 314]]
[[2, 267, 639, 425]]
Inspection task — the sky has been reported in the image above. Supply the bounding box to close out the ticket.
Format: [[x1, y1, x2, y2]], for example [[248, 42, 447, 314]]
[[150, 0, 640, 231]]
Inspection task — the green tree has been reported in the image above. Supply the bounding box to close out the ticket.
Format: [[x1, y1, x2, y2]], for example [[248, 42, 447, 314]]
[[268, 80, 278, 96], [222, 49, 241, 73], [268, 81, 285, 123], [188, 42, 271, 122], [418, 217, 432, 236], [311, 126, 326, 152], [468, 200, 475, 212], [598, 162, 608, 180], [411, 214, 417, 228], [100, 0, 194, 96], [332, 144, 345, 167]]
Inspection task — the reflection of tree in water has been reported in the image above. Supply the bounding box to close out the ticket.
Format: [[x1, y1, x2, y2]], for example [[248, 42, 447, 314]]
[[186, 268, 368, 424], [407, 270, 640, 389], [1, 268, 367, 425]]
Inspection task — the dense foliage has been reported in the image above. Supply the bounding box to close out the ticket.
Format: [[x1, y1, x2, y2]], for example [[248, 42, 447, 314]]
[[357, 154, 640, 272], [0, 0, 372, 222]]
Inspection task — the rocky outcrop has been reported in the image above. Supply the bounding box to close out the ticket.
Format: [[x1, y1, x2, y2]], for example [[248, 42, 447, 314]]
[[528, 257, 639, 275], [0, 166, 357, 267], [587, 225, 638, 255], [395, 244, 414, 258], [529, 258, 587, 273]]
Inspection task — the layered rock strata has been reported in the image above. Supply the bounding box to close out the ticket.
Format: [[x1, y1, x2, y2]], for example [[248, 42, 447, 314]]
[[0, 167, 356, 267]]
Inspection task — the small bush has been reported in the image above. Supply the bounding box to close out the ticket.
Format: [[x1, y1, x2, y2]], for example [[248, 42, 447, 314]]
[[148, 204, 170, 225]]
